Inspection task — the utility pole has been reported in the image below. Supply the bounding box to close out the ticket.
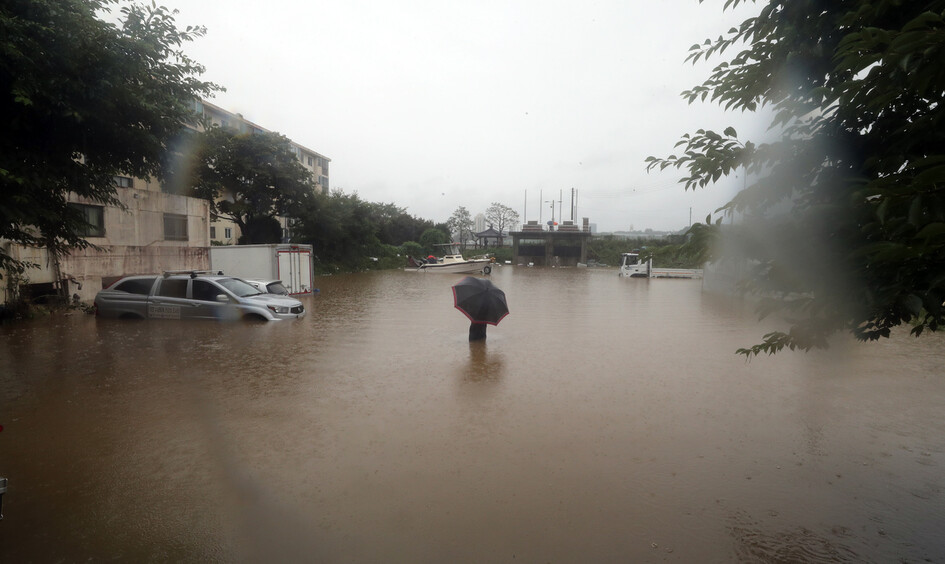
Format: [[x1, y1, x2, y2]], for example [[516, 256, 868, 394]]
[[558, 189, 563, 224]]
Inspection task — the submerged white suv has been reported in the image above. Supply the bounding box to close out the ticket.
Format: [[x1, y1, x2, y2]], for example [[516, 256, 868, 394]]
[[94, 271, 305, 321], [243, 279, 290, 296]]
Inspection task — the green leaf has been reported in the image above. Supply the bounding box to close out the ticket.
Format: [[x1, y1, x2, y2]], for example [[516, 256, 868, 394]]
[[909, 195, 924, 226], [916, 222, 945, 241]]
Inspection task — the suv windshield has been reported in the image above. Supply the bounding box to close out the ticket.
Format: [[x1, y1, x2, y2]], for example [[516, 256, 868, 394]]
[[266, 282, 289, 295], [217, 277, 263, 297]]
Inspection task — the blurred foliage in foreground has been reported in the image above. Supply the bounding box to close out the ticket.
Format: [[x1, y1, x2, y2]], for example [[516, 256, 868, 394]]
[[647, 1, 945, 357]]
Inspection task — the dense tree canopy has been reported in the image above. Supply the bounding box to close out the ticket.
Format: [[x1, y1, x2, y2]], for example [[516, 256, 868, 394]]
[[0, 0, 219, 276], [367, 202, 433, 246], [647, 0, 945, 356], [189, 126, 316, 244], [419, 228, 450, 255], [293, 190, 384, 271]]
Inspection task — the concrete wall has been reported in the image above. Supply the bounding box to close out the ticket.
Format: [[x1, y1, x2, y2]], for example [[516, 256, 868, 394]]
[[5, 244, 209, 303], [69, 186, 210, 248], [62, 245, 210, 301]]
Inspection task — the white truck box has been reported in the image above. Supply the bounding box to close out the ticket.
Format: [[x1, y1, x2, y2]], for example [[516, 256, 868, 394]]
[[209, 244, 314, 295]]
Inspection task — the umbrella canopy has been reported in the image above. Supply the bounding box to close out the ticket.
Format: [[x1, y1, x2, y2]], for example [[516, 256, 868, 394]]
[[452, 276, 510, 326]]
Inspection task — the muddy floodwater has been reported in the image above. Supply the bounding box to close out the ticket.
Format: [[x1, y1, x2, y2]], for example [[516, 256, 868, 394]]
[[1, 267, 944, 562]]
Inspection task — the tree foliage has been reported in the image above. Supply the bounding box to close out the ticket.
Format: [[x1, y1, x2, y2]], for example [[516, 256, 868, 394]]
[[188, 126, 315, 244], [293, 189, 383, 271], [419, 228, 450, 255], [485, 202, 520, 235], [401, 241, 424, 260], [0, 0, 219, 277], [446, 206, 474, 249], [366, 202, 433, 246], [646, 0, 945, 356]]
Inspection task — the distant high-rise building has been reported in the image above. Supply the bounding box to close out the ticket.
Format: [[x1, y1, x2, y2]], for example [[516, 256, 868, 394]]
[[474, 213, 486, 233]]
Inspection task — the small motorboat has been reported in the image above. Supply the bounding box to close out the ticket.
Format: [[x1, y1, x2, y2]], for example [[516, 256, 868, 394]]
[[406, 243, 494, 274]]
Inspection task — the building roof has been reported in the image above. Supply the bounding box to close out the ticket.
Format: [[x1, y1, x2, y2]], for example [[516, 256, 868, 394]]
[[199, 99, 330, 161], [475, 227, 503, 237]]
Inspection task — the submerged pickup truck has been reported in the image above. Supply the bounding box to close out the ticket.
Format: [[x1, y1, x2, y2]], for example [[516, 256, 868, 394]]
[[93, 271, 306, 321]]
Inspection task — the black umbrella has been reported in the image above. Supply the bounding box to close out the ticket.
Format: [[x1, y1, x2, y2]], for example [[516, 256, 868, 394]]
[[452, 276, 510, 326]]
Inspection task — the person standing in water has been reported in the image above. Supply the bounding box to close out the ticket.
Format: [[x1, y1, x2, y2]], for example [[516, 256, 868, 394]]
[[469, 323, 487, 341]]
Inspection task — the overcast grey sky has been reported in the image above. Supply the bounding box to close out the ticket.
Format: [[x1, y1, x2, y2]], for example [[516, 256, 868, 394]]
[[154, 0, 765, 232]]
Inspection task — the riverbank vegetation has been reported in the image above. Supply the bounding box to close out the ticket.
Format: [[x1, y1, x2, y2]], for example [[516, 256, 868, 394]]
[[587, 234, 704, 269]]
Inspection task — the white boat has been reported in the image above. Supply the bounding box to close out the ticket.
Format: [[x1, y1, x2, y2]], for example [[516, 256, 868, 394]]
[[618, 252, 652, 278], [406, 243, 495, 274]]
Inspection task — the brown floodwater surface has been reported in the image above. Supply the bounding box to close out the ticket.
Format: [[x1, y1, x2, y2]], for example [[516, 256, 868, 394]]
[[1, 267, 944, 562]]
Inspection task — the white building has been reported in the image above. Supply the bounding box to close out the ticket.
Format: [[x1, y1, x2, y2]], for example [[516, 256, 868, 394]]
[[3, 175, 211, 304], [474, 213, 487, 234]]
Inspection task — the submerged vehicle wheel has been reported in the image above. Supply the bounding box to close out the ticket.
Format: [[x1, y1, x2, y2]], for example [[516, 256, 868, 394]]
[[482, 265, 492, 275]]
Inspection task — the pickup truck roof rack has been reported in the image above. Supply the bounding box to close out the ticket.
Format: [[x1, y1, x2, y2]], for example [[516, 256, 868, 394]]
[[162, 270, 225, 278]]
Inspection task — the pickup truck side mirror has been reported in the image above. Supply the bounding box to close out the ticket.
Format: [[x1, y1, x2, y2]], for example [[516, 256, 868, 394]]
[[215, 294, 229, 303]]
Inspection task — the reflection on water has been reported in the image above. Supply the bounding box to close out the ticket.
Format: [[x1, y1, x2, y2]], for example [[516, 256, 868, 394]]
[[1, 267, 944, 562], [464, 342, 504, 384]]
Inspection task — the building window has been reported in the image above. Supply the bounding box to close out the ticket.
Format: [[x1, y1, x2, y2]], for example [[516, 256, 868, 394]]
[[319, 175, 329, 189], [70, 204, 105, 237], [114, 176, 133, 188], [210, 226, 216, 239], [224, 227, 232, 239], [163, 213, 188, 241], [307, 156, 313, 166]]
